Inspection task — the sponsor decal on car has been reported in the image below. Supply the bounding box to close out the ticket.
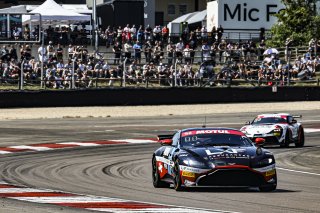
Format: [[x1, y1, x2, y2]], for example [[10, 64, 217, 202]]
[[266, 169, 276, 176], [182, 171, 195, 178], [180, 165, 210, 173], [155, 156, 173, 166], [208, 153, 250, 159], [181, 130, 244, 137], [253, 164, 276, 173]]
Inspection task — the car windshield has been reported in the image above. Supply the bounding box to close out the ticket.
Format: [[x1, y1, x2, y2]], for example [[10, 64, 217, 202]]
[[252, 116, 287, 124], [181, 134, 253, 148]]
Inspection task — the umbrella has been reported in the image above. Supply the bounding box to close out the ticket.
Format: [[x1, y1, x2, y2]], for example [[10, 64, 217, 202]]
[[263, 48, 279, 55]]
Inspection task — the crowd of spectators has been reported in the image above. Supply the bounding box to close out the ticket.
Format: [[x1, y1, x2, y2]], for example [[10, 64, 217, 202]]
[[11, 24, 89, 45], [0, 24, 319, 88]]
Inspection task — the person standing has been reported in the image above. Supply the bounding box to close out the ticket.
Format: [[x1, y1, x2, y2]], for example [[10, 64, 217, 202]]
[[123, 41, 133, 61], [133, 41, 142, 64], [217, 25, 224, 43], [113, 41, 122, 64]]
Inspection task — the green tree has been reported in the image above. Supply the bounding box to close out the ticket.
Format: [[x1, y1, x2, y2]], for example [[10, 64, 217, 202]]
[[267, 0, 320, 47]]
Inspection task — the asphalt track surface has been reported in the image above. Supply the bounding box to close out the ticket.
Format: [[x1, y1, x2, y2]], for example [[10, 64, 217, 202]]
[[0, 110, 319, 213]]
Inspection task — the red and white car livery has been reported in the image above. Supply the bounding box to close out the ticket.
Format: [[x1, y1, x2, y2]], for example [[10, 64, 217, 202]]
[[240, 113, 305, 147], [152, 128, 277, 191]]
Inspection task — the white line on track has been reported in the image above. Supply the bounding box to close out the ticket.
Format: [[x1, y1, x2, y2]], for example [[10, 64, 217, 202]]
[[304, 128, 320, 133], [57, 142, 100, 146], [277, 167, 320, 176], [8, 145, 52, 151]]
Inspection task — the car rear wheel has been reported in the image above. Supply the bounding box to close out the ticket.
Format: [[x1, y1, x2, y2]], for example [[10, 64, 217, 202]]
[[173, 160, 183, 191], [295, 127, 305, 148], [152, 157, 169, 188]]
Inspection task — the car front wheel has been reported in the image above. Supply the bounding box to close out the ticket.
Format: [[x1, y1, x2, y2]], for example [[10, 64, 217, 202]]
[[259, 176, 277, 192], [280, 130, 290, 148]]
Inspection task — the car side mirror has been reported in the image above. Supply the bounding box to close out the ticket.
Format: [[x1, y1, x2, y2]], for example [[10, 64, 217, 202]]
[[255, 138, 265, 146], [245, 121, 251, 125], [159, 139, 173, 146]]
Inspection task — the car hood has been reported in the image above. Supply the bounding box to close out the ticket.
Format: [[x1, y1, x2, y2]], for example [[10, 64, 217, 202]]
[[183, 146, 258, 167], [243, 124, 279, 134]]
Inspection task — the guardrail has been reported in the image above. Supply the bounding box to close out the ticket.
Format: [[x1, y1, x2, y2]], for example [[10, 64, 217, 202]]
[[1, 76, 318, 91]]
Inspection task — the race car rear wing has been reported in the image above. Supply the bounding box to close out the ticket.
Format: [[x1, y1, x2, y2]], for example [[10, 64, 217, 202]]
[[293, 115, 302, 119], [157, 134, 174, 141]]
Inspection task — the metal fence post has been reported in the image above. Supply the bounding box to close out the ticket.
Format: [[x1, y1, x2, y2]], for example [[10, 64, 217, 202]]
[[19, 59, 24, 90], [72, 58, 76, 89], [123, 57, 128, 87]]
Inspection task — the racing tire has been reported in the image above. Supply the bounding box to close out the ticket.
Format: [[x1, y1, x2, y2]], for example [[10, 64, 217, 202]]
[[152, 157, 169, 188], [259, 176, 277, 192], [259, 184, 277, 192], [280, 130, 290, 148], [173, 160, 183, 191], [295, 127, 305, 148]]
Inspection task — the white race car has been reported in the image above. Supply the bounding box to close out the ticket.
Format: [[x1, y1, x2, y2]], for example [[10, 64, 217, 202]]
[[240, 113, 305, 147]]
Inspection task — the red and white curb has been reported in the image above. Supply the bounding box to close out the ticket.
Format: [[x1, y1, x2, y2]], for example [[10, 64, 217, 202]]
[[0, 182, 231, 213], [0, 139, 157, 155]]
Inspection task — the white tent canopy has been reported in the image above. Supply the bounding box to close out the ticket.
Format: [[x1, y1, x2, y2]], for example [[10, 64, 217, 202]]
[[0, 5, 27, 13], [187, 10, 207, 25], [22, 0, 91, 24], [168, 10, 207, 35], [170, 12, 199, 24]]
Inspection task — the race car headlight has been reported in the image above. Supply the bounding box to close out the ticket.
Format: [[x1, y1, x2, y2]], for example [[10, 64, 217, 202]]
[[240, 126, 248, 134], [182, 159, 206, 168], [270, 126, 282, 136], [254, 158, 274, 167]]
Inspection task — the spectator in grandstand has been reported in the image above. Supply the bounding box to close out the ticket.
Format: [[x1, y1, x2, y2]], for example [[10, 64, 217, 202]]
[[133, 41, 142, 64], [162, 25, 169, 43], [123, 40, 133, 61], [105, 26, 114, 48], [153, 41, 163, 64], [217, 25, 224, 43], [258, 39, 266, 60], [23, 24, 30, 41], [175, 39, 184, 61], [202, 41, 211, 62], [218, 40, 227, 63], [56, 44, 64, 61], [183, 44, 192, 63], [137, 25, 144, 43], [166, 42, 175, 65], [201, 26, 208, 43], [116, 26, 123, 44], [130, 25, 137, 41], [145, 25, 152, 41], [210, 42, 218, 61], [144, 40, 153, 63], [211, 26, 217, 44], [113, 41, 122, 64], [153, 25, 161, 42]]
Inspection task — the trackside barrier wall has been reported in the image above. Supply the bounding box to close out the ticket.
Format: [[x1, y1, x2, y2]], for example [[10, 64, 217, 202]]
[[0, 87, 319, 108]]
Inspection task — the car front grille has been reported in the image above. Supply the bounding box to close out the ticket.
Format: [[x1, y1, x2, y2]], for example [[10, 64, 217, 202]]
[[197, 169, 265, 187]]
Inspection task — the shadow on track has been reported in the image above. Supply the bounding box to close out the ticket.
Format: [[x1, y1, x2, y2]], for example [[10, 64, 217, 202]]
[[179, 187, 298, 193]]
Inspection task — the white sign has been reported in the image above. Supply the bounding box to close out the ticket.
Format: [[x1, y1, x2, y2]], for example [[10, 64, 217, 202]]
[[207, 0, 285, 31]]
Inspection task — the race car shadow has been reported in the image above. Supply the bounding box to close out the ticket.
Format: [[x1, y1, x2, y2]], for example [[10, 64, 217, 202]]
[[263, 145, 313, 149], [182, 187, 298, 193]]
